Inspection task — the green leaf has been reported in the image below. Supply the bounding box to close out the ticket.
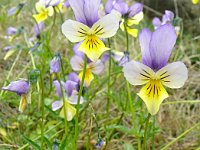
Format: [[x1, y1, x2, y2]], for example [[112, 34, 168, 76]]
[[22, 135, 41, 150]]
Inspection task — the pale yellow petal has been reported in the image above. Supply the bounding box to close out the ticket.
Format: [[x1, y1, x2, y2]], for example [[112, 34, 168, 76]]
[[59, 102, 76, 121], [79, 36, 109, 62], [126, 27, 138, 37], [33, 13, 48, 23], [35, 2, 45, 13], [78, 69, 94, 87], [137, 80, 168, 115], [47, 6, 54, 16], [19, 95, 27, 112], [127, 12, 144, 26]]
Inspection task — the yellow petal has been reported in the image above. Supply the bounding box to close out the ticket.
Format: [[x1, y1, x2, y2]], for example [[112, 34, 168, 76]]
[[55, 3, 67, 13], [79, 36, 109, 62], [127, 12, 144, 26], [19, 94, 27, 112], [35, 2, 45, 13], [47, 6, 54, 16], [192, 0, 199, 4], [126, 27, 138, 37], [78, 69, 94, 87], [59, 102, 76, 121], [33, 13, 48, 23], [137, 80, 168, 115]]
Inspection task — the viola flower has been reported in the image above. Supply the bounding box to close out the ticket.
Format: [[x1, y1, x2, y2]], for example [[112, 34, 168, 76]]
[[50, 55, 61, 74], [124, 24, 188, 115], [7, 3, 25, 16], [2, 80, 30, 112], [33, 1, 54, 23], [105, 0, 143, 37], [70, 55, 104, 86], [34, 22, 44, 39], [61, 0, 120, 62], [52, 80, 83, 121]]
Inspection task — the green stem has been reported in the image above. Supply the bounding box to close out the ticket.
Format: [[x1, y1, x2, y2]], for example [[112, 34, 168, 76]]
[[39, 69, 45, 149], [106, 38, 111, 126], [74, 54, 87, 149], [0, 50, 22, 97], [59, 54, 66, 82], [57, 75, 68, 135], [143, 114, 151, 150], [161, 122, 200, 150], [152, 116, 156, 150], [124, 21, 129, 52]]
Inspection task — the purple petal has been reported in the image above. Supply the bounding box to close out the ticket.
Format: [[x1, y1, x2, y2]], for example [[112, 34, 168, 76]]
[[63, 80, 78, 97], [128, 2, 143, 18], [53, 80, 62, 98], [64, 1, 70, 7], [2, 80, 29, 95], [68, 90, 84, 104], [83, 0, 101, 27], [113, 2, 128, 15], [152, 17, 161, 29], [7, 27, 17, 35], [105, 0, 113, 14], [68, 0, 87, 25], [101, 52, 110, 63], [7, 7, 17, 16], [3, 46, 14, 52], [162, 10, 174, 24], [73, 43, 84, 58], [52, 100, 63, 111], [68, 72, 79, 83], [50, 56, 61, 74], [149, 24, 177, 70], [118, 52, 129, 67], [139, 28, 153, 68], [34, 22, 44, 38]]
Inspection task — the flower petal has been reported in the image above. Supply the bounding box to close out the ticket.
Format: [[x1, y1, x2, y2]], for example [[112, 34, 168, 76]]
[[35, 2, 45, 13], [47, 6, 54, 16], [139, 28, 153, 68], [137, 80, 168, 115], [162, 10, 174, 24], [149, 24, 177, 70], [105, 0, 113, 14], [152, 17, 161, 29], [53, 80, 62, 98], [127, 12, 144, 26], [2, 80, 29, 95], [61, 20, 90, 43], [59, 102, 77, 121], [124, 60, 155, 85], [19, 95, 27, 112], [63, 80, 78, 97], [91, 13, 120, 39], [83, 0, 101, 27], [68, 0, 87, 24], [79, 36, 109, 62], [126, 27, 138, 37], [68, 90, 84, 104], [70, 55, 84, 71], [79, 69, 94, 87], [73, 43, 84, 58], [113, 2, 128, 15], [52, 100, 63, 111], [156, 61, 188, 88], [68, 72, 80, 83], [33, 13, 48, 23], [50, 56, 60, 74], [88, 60, 104, 74], [128, 2, 143, 18]]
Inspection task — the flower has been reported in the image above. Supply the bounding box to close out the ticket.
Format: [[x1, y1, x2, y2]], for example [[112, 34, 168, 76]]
[[105, 0, 143, 37], [61, 0, 120, 62], [34, 22, 44, 38], [33, 2, 54, 23], [70, 55, 104, 86], [192, 0, 199, 4], [124, 24, 188, 115], [50, 55, 61, 74], [7, 3, 25, 16], [52, 80, 83, 121], [152, 10, 174, 29], [2, 80, 30, 112], [7, 27, 17, 35]]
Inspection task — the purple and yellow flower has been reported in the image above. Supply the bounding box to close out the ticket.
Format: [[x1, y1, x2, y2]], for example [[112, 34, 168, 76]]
[[61, 0, 120, 62], [2, 80, 30, 112], [70, 55, 104, 86], [105, 0, 143, 37], [52, 80, 83, 121], [33, 1, 54, 23], [124, 24, 188, 115]]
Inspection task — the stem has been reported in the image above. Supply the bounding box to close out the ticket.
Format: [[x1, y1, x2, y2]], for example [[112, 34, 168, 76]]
[[0, 50, 22, 97], [59, 54, 66, 82], [152, 116, 156, 150], [39, 69, 45, 149], [161, 122, 200, 150], [74, 55, 87, 149], [57, 75, 68, 135], [143, 114, 151, 150], [106, 38, 111, 127], [124, 20, 136, 128]]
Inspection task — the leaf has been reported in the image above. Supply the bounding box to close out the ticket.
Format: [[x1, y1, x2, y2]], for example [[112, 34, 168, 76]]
[[22, 135, 41, 150]]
